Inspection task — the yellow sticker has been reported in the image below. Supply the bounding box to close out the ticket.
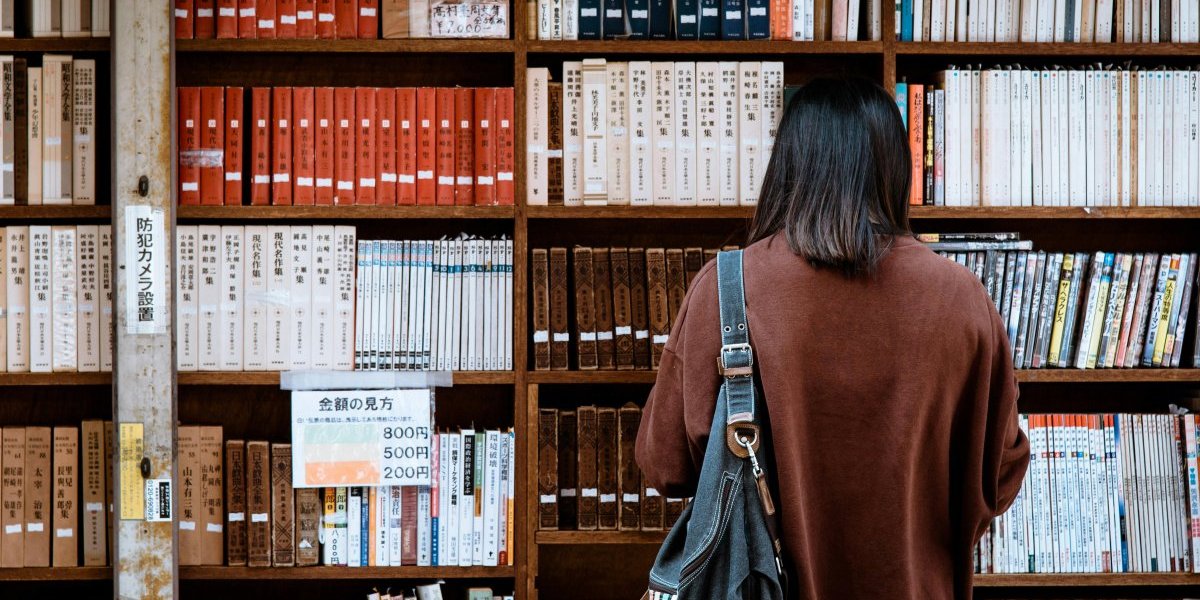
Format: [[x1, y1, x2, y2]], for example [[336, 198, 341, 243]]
[[119, 423, 145, 520]]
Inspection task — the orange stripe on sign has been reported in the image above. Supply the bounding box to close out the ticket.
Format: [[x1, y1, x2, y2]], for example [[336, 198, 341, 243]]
[[305, 461, 380, 486]]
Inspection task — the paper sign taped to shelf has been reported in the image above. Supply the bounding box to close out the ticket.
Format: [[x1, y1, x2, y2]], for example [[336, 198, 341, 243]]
[[118, 423, 145, 520], [124, 206, 167, 334], [430, 0, 507, 38], [144, 479, 173, 522], [291, 388, 433, 488]]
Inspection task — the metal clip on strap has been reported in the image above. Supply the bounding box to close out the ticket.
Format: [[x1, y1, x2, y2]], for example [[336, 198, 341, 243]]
[[716, 250, 759, 456]]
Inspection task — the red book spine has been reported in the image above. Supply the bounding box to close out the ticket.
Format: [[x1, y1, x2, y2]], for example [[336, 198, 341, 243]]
[[453, 88, 474, 206], [293, 87, 316, 205], [376, 87, 398, 206], [334, 87, 357, 205], [272, 87, 294, 205], [907, 83, 923, 206], [415, 88, 436, 205], [335, 0, 357, 38], [296, 0, 317, 36], [473, 88, 496, 206], [195, 0, 216, 37], [354, 88, 377, 205], [217, 0, 239, 37], [358, 0, 378, 38], [397, 88, 418, 206], [277, 0, 298, 36], [199, 87, 226, 206], [224, 87, 245, 205], [238, 0, 258, 38], [250, 88, 272, 205], [176, 0, 195, 39], [257, 0, 277, 37], [314, 87, 336, 205], [495, 87, 514, 206], [400, 486, 417, 565], [178, 87, 201, 205], [434, 88, 456, 206], [315, 0, 336, 37]]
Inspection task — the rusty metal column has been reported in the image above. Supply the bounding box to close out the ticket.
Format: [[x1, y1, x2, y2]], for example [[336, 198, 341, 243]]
[[111, 1, 177, 599]]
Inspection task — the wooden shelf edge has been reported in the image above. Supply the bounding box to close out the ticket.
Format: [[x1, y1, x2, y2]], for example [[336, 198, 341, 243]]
[[528, 369, 1200, 385], [178, 565, 515, 580], [0, 205, 111, 219], [0, 38, 110, 52], [178, 371, 515, 385], [896, 42, 1200, 56], [0, 372, 111, 385], [536, 530, 667, 544], [175, 39, 514, 53], [526, 206, 1200, 220], [177, 205, 515, 220], [0, 566, 111, 580], [525, 40, 883, 55], [973, 573, 1200, 587]]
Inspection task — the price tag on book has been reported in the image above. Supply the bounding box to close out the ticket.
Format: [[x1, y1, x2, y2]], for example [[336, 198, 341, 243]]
[[290, 388, 433, 488]]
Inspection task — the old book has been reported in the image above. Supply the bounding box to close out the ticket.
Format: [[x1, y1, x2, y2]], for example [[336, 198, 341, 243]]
[[548, 247, 570, 370], [224, 86, 244, 205], [292, 86, 315, 205], [557, 410, 578, 530], [592, 248, 615, 369], [1, 428, 25, 567], [102, 421, 112, 561], [434, 88, 455, 205], [646, 248, 669, 369], [610, 247, 634, 370], [382, 0, 411, 37], [531, 248, 550, 370], [75, 225, 99, 371], [664, 497, 686, 528], [294, 487, 320, 566], [11, 59, 26, 205], [375, 87, 397, 205], [225, 440, 247, 565], [641, 481, 664, 531], [179, 426, 201, 566], [617, 403, 641, 530], [333, 87, 356, 204], [573, 246, 598, 370], [453, 87, 474, 205], [51, 426, 77, 567], [198, 86, 225, 205], [355, 87, 377, 205], [628, 248, 650, 369], [473, 87, 496, 206], [49, 225, 76, 372], [246, 440, 271, 567], [495, 87, 515, 205], [546, 81, 564, 204], [575, 406, 598, 531], [24, 426, 50, 567], [199, 426, 223, 565], [179, 86, 202, 204], [314, 87, 334, 205], [665, 248, 687, 328], [80, 420, 105, 566], [683, 247, 703, 286], [71, 59, 95, 205], [537, 408, 558, 529], [249, 87, 271, 205], [415, 87, 436, 204], [271, 87, 294, 205], [271, 443, 294, 566], [596, 407, 618, 530]]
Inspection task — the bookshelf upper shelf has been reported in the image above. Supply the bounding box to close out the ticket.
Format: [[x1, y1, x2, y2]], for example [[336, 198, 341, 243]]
[[0, 38, 110, 52], [174, 38, 514, 53], [525, 40, 883, 55], [178, 565, 516, 580], [0, 372, 515, 386], [0, 205, 111, 220], [894, 42, 1200, 56], [176, 205, 515, 220]]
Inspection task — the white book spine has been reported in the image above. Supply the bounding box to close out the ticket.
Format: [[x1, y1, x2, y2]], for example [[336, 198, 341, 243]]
[[525, 68, 550, 206], [241, 226, 266, 370], [445, 433, 460, 566], [650, 62, 675, 206], [738, 62, 763, 206], [219, 226, 243, 371], [289, 227, 312, 369], [333, 226, 356, 370], [267, 225, 291, 370], [504, 239, 513, 370], [72, 59, 94, 205], [74, 225, 96, 371], [176, 226, 198, 371], [606, 62, 629, 206], [27, 67, 41, 205], [718, 62, 739, 207], [0, 228, 6, 368], [627, 62, 652, 207], [24, 226, 45, 370], [196, 226, 220, 371], [562, 0, 577, 39], [50, 225, 75, 371], [376, 487, 390, 567], [388, 486, 402, 567], [40, 58, 64, 205], [310, 225, 335, 369], [563, 62, 584, 207], [347, 489, 361, 567], [98, 226, 111, 371], [581, 59, 608, 205], [696, 63, 720, 206], [0, 57, 13, 205], [760, 62, 784, 197], [483, 430, 501, 567]]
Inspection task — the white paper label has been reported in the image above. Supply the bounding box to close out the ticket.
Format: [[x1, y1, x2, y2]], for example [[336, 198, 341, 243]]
[[615, 326, 632, 335], [539, 494, 557, 503], [251, 513, 269, 523], [607, 8, 623, 17], [631, 9, 648, 18], [26, 523, 44, 533], [635, 330, 649, 340], [125, 207, 167, 335], [55, 528, 73, 538], [258, 18, 275, 28], [597, 331, 613, 341], [680, 14, 696, 23], [581, 488, 599, 497], [239, 7, 256, 17], [86, 502, 104, 512], [197, 8, 214, 17], [702, 7, 719, 15], [600, 494, 617, 503], [273, 173, 290, 183], [319, 12, 335, 21], [228, 512, 246, 522], [206, 523, 223, 533], [280, 14, 297, 24], [579, 331, 597, 342], [726, 10, 742, 19], [175, 8, 189, 18], [559, 488, 577, 497], [219, 7, 237, 16], [297, 177, 314, 187], [580, 7, 598, 16], [623, 493, 640, 503], [225, 172, 242, 181], [476, 176, 495, 185], [297, 10, 314, 19], [552, 332, 570, 342], [254, 175, 271, 184], [497, 172, 514, 181], [533, 330, 550, 343], [652, 334, 669, 344], [179, 521, 196, 531], [3, 524, 20, 534], [644, 488, 661, 497], [749, 6, 767, 15], [399, 174, 416, 184], [361, 7, 378, 16]]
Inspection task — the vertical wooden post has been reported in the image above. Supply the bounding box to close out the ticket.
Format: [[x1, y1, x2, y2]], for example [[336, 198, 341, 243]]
[[112, 1, 177, 599]]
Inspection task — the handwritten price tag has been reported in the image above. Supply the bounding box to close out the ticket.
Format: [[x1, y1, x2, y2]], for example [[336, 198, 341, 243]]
[[430, 0, 508, 38]]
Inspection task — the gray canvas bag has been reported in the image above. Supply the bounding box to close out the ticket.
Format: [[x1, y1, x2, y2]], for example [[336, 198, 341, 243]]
[[643, 249, 788, 600]]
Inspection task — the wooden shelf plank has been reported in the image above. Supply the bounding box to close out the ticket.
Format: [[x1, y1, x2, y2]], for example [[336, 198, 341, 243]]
[[177, 371, 515, 385], [0, 567, 111, 580], [0, 372, 111, 386], [972, 573, 1200, 587], [0, 205, 111, 220], [526, 206, 1200, 220], [0, 38, 110, 52], [175, 39, 514, 53], [528, 369, 1200, 385], [527, 206, 755, 219], [177, 205, 515, 220], [178, 566, 514, 580], [537, 530, 667, 545], [528, 371, 659, 384], [527, 40, 883, 54], [896, 42, 1200, 56]]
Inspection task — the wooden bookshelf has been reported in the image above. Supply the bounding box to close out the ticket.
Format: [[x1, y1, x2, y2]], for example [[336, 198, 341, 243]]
[[176, 205, 515, 220], [175, 38, 516, 54], [176, 371, 517, 385], [972, 573, 1200, 587], [0, 567, 113, 581], [0, 205, 111, 220], [178, 566, 516, 580], [526, 40, 883, 54], [0, 38, 110, 52]]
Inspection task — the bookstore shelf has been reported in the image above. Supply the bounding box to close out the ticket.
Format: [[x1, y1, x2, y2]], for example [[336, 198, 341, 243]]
[[971, 573, 1200, 587], [176, 371, 517, 385], [0, 205, 111, 220], [174, 39, 516, 54], [894, 42, 1200, 57], [536, 530, 667, 545], [0, 38, 110, 52], [527, 206, 1200, 220], [0, 372, 111, 386], [176, 205, 516, 220], [0, 567, 111, 581], [527, 370, 1200, 385], [177, 566, 516, 580], [524, 40, 884, 55]]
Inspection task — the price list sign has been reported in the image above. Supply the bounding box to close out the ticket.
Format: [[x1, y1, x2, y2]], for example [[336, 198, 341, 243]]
[[291, 388, 433, 488]]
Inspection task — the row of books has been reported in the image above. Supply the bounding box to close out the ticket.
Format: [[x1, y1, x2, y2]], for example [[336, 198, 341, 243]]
[[174, 0, 508, 39], [366, 586, 512, 600], [0, 56, 98, 206], [928, 237, 1199, 369], [0, 225, 113, 373], [17, 1, 109, 37], [526, 61, 784, 207], [977, 413, 1200, 574], [901, 67, 1200, 208], [0, 422, 113, 568], [530, 246, 726, 371], [899, 0, 1200, 43], [537, 404, 687, 531], [178, 86, 516, 207], [186, 426, 516, 568], [531, 0, 881, 40]]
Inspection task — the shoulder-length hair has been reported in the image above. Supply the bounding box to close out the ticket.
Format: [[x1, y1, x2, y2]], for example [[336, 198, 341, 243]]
[[747, 76, 912, 276]]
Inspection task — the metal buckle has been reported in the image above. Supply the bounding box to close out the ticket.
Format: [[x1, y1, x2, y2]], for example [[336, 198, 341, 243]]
[[717, 343, 754, 377]]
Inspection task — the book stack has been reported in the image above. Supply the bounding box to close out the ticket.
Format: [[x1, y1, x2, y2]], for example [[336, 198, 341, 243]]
[[531, 245, 733, 371], [23, 1, 110, 37], [924, 234, 1200, 369], [366, 584, 514, 600], [0, 56, 98, 206], [532, 0, 882, 40], [174, 0, 508, 39], [538, 404, 688, 532], [901, 67, 1200, 208], [526, 61, 784, 207], [0, 225, 114, 373], [0, 421, 114, 568], [355, 236, 513, 372], [177, 86, 515, 207], [978, 412, 1200, 574], [196, 427, 516, 568], [897, 0, 1200, 42]]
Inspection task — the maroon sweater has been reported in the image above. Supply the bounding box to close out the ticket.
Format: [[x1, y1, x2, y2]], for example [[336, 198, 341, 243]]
[[636, 234, 1029, 599]]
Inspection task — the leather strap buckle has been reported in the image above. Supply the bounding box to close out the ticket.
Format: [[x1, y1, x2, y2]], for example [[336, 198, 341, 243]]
[[717, 343, 754, 378]]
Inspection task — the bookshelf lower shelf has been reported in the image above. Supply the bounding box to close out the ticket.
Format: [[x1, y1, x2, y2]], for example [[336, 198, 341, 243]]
[[536, 530, 668, 545], [972, 573, 1200, 587], [177, 371, 515, 386], [0, 567, 111, 581], [178, 566, 514, 580], [527, 369, 1200, 385]]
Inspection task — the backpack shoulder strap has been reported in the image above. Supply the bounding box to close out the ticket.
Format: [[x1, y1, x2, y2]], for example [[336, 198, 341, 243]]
[[715, 250, 759, 454]]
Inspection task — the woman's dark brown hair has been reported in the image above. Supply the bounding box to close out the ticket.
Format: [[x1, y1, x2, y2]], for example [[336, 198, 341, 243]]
[[748, 76, 912, 276]]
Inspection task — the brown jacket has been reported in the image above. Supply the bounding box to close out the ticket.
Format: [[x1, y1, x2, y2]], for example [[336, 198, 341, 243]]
[[636, 234, 1030, 599]]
